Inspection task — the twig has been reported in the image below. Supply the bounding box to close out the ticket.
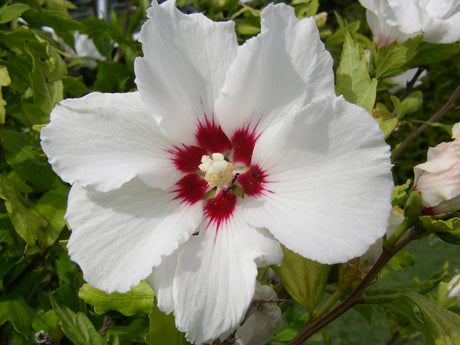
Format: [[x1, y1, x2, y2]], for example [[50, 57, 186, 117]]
[[287, 229, 418, 345], [98, 316, 112, 334], [394, 331, 423, 345], [386, 322, 410, 345], [393, 84, 460, 161], [391, 67, 426, 118]]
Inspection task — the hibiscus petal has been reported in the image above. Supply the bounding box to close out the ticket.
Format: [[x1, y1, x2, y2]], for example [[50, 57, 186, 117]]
[[134, 0, 238, 144], [66, 179, 203, 293], [215, 2, 335, 136], [244, 96, 393, 264], [147, 211, 282, 344], [41, 92, 180, 192]]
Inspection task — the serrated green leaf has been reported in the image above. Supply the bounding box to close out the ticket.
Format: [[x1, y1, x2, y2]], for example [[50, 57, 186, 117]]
[[24, 39, 64, 115], [391, 91, 423, 120], [78, 281, 155, 316], [0, 3, 29, 24], [336, 33, 377, 114], [272, 246, 331, 312], [374, 37, 422, 79], [0, 174, 47, 246], [32, 310, 59, 333], [420, 216, 460, 244], [392, 180, 412, 206], [0, 298, 34, 338], [401, 291, 460, 345], [380, 118, 398, 139], [35, 187, 69, 247], [62, 75, 90, 97], [0, 129, 59, 189], [145, 301, 190, 345], [51, 295, 108, 345], [386, 250, 414, 272]]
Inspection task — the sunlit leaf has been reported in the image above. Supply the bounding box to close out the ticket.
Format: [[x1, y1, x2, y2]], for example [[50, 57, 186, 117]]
[[373, 37, 422, 79], [51, 295, 108, 345], [78, 281, 155, 316], [0, 3, 29, 24], [336, 33, 377, 114]]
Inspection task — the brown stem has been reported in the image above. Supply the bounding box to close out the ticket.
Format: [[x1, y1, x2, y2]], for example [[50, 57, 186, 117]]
[[391, 67, 426, 118], [386, 322, 410, 345], [287, 229, 418, 345], [393, 84, 460, 161], [394, 331, 423, 345]]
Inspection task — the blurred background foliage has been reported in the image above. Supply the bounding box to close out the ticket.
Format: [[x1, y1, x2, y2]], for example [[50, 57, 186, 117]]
[[0, 0, 459, 344]]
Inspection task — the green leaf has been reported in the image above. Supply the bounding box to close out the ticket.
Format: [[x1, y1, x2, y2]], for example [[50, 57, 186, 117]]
[[62, 75, 90, 98], [0, 174, 47, 246], [78, 281, 155, 316], [0, 129, 59, 189], [34, 187, 69, 247], [392, 180, 412, 207], [0, 297, 34, 338], [400, 291, 460, 345], [32, 310, 59, 333], [145, 301, 190, 345], [94, 62, 134, 93], [24, 38, 64, 115], [420, 216, 460, 244], [272, 246, 331, 312], [106, 319, 149, 344], [336, 33, 377, 114], [0, 3, 29, 24], [379, 118, 398, 139], [409, 42, 460, 67], [373, 37, 422, 79], [391, 91, 423, 120], [51, 295, 108, 345], [386, 250, 414, 272]]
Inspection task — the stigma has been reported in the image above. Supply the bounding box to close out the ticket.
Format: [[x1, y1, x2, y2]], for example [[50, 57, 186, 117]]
[[199, 153, 234, 188]]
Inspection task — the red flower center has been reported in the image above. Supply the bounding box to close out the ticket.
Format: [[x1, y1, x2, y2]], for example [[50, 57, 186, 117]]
[[170, 118, 268, 228]]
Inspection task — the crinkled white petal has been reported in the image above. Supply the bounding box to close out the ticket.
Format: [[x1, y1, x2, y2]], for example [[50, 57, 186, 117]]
[[134, 0, 238, 144], [66, 179, 203, 293], [147, 210, 282, 344], [243, 96, 393, 264], [41, 92, 180, 192], [360, 0, 460, 45], [215, 2, 334, 136]]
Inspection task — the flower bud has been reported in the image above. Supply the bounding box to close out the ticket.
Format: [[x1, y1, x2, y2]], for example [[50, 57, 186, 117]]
[[414, 123, 460, 214]]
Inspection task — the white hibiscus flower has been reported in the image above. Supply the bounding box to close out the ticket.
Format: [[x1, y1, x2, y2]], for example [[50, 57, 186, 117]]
[[41, 1, 393, 343], [359, 0, 460, 47]]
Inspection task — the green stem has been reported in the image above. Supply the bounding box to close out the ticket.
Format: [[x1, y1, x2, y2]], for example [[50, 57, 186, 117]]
[[312, 288, 345, 321]]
